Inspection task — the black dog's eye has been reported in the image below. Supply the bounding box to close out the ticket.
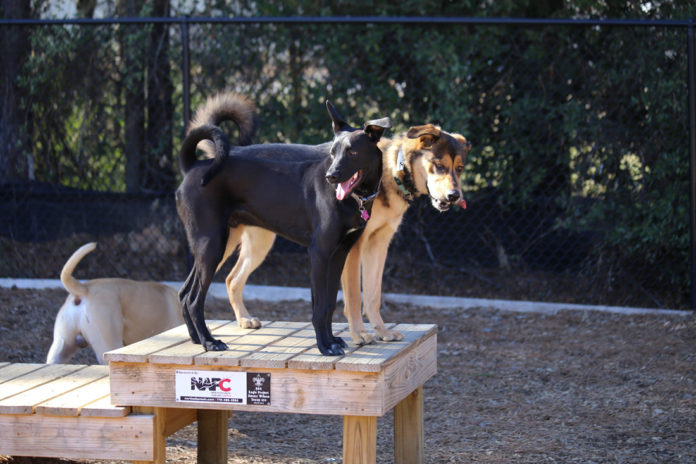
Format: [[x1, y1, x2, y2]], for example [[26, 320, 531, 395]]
[[349, 151, 358, 157]]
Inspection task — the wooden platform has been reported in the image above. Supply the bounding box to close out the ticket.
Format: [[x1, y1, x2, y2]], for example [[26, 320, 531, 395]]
[[0, 363, 195, 461], [105, 321, 438, 463]]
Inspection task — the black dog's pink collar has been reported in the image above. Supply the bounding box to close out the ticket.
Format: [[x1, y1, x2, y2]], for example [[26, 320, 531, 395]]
[[350, 187, 379, 222]]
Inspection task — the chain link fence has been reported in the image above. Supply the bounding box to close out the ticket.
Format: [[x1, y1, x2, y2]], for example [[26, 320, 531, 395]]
[[0, 16, 693, 309]]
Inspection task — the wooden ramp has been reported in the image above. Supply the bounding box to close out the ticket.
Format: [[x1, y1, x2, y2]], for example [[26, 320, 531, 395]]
[[0, 362, 194, 462]]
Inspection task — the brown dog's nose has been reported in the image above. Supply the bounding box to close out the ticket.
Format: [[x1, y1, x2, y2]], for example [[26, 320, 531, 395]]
[[447, 190, 461, 202]]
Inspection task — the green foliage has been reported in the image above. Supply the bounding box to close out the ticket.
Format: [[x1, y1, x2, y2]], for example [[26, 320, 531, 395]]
[[9, 0, 695, 304], [19, 23, 125, 191]]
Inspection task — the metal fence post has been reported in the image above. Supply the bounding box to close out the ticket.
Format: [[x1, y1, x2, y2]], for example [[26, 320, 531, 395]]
[[181, 15, 191, 130], [688, 19, 696, 310]]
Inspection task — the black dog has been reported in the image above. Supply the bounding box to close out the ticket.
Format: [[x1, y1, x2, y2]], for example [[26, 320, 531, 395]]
[[176, 101, 391, 355]]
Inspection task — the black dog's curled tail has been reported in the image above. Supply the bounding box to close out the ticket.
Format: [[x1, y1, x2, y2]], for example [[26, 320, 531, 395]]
[[189, 92, 259, 153], [179, 124, 231, 186]]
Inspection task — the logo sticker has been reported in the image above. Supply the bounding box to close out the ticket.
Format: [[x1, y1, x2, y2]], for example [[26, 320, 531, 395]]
[[175, 370, 271, 405]]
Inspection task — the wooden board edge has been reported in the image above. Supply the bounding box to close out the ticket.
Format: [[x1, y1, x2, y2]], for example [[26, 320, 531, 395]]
[[0, 413, 155, 461]]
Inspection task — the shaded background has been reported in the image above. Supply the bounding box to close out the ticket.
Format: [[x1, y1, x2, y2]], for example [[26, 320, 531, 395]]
[[1, 0, 695, 309]]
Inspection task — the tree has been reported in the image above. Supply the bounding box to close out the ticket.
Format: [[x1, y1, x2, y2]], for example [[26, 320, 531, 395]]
[[0, 0, 36, 184]]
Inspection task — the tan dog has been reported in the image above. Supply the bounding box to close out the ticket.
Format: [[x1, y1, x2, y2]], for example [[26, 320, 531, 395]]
[[46, 242, 184, 364], [342, 126, 471, 343], [189, 93, 471, 344]]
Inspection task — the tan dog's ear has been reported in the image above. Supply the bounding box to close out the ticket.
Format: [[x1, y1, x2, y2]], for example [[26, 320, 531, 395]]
[[453, 133, 473, 152], [407, 124, 441, 148]]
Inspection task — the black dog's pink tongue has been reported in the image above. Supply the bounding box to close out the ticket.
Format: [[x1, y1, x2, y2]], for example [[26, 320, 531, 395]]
[[336, 181, 350, 201], [335, 171, 359, 201]]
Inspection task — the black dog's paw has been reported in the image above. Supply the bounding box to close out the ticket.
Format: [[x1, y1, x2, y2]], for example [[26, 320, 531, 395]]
[[319, 342, 345, 356], [331, 335, 347, 348], [203, 339, 228, 351]]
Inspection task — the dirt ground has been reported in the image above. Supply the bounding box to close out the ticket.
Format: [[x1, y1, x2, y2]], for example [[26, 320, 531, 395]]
[[0, 286, 695, 463]]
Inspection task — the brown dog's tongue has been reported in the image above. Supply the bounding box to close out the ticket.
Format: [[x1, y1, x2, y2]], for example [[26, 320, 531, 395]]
[[457, 199, 467, 209]]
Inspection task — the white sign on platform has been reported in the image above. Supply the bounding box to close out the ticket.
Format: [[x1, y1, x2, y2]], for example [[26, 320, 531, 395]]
[[175, 369, 271, 405]]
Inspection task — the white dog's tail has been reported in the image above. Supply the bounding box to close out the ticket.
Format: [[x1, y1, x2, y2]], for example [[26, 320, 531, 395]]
[[60, 242, 96, 297]]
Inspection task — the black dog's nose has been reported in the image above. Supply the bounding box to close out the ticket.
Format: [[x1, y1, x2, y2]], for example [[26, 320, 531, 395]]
[[447, 190, 461, 202]]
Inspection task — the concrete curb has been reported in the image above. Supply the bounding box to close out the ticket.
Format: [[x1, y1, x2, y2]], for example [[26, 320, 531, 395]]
[[0, 278, 691, 317]]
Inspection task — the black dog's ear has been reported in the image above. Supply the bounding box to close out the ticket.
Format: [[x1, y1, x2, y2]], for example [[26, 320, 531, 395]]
[[363, 117, 392, 142], [407, 124, 441, 148], [326, 100, 351, 133]]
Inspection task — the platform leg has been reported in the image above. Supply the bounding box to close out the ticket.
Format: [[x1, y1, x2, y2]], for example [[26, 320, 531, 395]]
[[133, 406, 166, 464], [343, 415, 377, 464], [197, 409, 229, 464], [394, 386, 424, 464]]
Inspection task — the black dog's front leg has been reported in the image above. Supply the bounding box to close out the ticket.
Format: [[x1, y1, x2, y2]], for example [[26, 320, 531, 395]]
[[309, 246, 345, 356]]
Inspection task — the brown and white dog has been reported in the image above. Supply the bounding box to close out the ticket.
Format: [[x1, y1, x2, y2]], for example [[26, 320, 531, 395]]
[[46, 242, 184, 364], [191, 93, 471, 345], [342, 125, 471, 344]]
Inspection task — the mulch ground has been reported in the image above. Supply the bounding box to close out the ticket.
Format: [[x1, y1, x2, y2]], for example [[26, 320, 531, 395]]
[[1, 286, 695, 463]]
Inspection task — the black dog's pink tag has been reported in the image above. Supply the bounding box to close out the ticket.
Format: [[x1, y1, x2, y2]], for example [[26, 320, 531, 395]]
[[361, 208, 370, 221]]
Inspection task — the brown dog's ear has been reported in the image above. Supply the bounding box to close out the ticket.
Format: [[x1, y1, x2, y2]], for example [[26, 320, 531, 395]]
[[453, 133, 473, 152], [407, 124, 441, 148], [326, 100, 351, 133], [363, 117, 392, 142]]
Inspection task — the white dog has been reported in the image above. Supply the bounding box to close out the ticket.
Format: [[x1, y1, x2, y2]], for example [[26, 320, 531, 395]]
[[46, 242, 184, 364]]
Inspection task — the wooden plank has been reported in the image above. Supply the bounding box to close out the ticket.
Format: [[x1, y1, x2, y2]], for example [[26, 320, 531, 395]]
[[382, 331, 438, 413], [0, 363, 46, 385], [80, 394, 130, 417], [285, 324, 355, 371], [0, 364, 85, 402], [109, 361, 385, 416], [239, 323, 315, 369], [212, 320, 274, 336], [0, 365, 106, 415], [264, 321, 312, 330], [335, 324, 436, 373], [197, 409, 228, 464], [103, 321, 230, 363], [36, 373, 111, 416], [285, 347, 340, 370], [193, 321, 309, 366], [162, 407, 197, 436], [393, 386, 424, 464], [0, 362, 10, 370], [191, 324, 284, 365], [0, 413, 155, 460], [133, 406, 166, 464], [382, 324, 438, 367], [148, 321, 279, 365], [147, 339, 211, 365], [343, 415, 377, 464]]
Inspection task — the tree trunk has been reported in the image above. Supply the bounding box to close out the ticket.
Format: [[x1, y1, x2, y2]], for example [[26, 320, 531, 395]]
[[145, 0, 175, 191], [0, 0, 32, 183], [118, 0, 146, 193]]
